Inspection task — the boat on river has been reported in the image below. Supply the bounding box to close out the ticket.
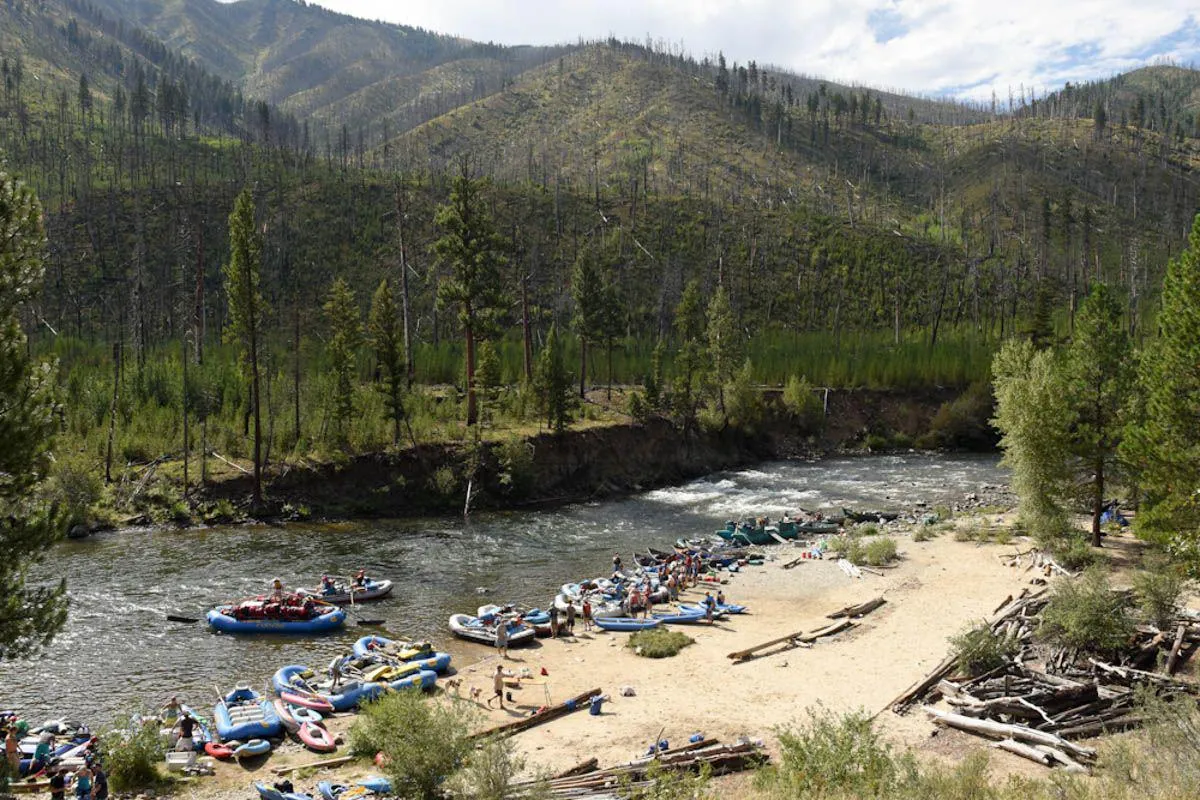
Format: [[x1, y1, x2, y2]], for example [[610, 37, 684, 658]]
[[448, 613, 536, 647], [207, 599, 346, 635], [213, 686, 282, 741], [297, 578, 394, 605]]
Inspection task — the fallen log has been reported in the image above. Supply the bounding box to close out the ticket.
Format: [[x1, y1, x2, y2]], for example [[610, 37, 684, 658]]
[[553, 757, 599, 778], [827, 596, 886, 619], [782, 556, 806, 569], [888, 652, 959, 714], [1089, 659, 1199, 691], [1165, 623, 1188, 675], [994, 738, 1053, 767], [924, 706, 1097, 761], [469, 687, 602, 740], [727, 630, 806, 662], [1032, 744, 1091, 774], [271, 755, 354, 775], [1054, 714, 1146, 739], [797, 619, 855, 642]]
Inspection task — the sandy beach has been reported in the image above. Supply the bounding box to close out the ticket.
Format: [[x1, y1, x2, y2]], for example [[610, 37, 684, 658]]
[[177, 521, 1051, 798]]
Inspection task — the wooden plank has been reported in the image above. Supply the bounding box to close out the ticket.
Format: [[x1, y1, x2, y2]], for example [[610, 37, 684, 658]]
[[924, 707, 1096, 761], [271, 755, 354, 775], [553, 757, 599, 778], [469, 688, 602, 740], [727, 630, 806, 661]]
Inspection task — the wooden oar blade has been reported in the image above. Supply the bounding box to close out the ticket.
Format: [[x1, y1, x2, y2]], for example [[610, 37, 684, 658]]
[[167, 614, 200, 623]]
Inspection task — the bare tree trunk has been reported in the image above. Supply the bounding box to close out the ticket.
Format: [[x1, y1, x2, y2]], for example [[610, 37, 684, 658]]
[[579, 336, 587, 399], [182, 333, 189, 501], [104, 342, 120, 483], [249, 291, 263, 505], [396, 187, 414, 384], [465, 320, 477, 426], [1092, 458, 1104, 547], [293, 302, 301, 446], [522, 272, 533, 382]]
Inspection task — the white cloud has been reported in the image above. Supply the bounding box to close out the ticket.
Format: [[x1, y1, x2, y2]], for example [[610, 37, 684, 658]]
[[309, 0, 1200, 99]]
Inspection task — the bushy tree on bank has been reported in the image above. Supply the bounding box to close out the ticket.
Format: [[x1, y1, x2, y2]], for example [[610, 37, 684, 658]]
[[0, 171, 68, 659]]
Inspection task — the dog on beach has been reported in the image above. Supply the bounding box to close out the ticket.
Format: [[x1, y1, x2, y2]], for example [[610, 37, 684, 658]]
[[444, 677, 463, 695]]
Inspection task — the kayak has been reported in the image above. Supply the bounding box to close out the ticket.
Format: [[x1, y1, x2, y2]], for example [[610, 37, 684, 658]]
[[679, 603, 726, 619], [208, 604, 346, 635], [651, 609, 708, 624], [593, 617, 662, 632], [448, 613, 536, 647], [298, 579, 394, 605], [298, 721, 337, 753], [273, 700, 300, 734], [213, 686, 283, 741], [204, 741, 234, 759], [234, 738, 272, 759]]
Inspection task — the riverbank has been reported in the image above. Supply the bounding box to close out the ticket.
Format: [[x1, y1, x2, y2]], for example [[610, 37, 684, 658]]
[[173, 512, 1049, 800], [92, 386, 982, 532]]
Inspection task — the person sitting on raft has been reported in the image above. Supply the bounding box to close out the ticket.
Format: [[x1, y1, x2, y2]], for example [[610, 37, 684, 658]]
[[270, 577, 285, 600], [320, 574, 337, 595], [352, 569, 368, 588]]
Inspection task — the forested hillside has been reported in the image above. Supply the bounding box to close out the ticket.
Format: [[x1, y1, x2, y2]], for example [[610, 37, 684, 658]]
[[2, 0, 1199, 519]]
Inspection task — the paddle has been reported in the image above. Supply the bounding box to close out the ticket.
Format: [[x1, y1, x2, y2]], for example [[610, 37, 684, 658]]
[[167, 614, 200, 623], [312, 597, 385, 627]]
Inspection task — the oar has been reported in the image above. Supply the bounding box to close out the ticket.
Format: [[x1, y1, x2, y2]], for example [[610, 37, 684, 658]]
[[167, 613, 200, 623], [312, 597, 385, 627]]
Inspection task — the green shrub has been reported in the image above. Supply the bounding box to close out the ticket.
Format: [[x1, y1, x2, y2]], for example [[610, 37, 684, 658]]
[[627, 390, 651, 422], [1134, 568, 1186, 630], [758, 709, 911, 797], [924, 381, 997, 451], [912, 527, 933, 543], [950, 623, 1018, 676], [782, 374, 824, 432], [858, 537, 898, 566], [1052, 535, 1100, 571], [495, 436, 535, 498], [100, 720, 165, 792], [430, 465, 458, 499], [350, 689, 476, 800], [858, 523, 879, 537], [628, 628, 694, 658], [444, 736, 530, 800], [1039, 568, 1134, 655], [626, 759, 714, 799]]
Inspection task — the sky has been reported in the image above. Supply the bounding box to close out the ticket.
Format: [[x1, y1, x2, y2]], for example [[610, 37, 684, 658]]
[[303, 0, 1200, 101]]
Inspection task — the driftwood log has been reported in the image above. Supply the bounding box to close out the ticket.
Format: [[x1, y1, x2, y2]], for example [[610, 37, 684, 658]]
[[924, 706, 1097, 762]]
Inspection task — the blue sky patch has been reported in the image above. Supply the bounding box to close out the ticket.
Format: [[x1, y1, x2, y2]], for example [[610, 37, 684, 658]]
[[867, 7, 909, 45]]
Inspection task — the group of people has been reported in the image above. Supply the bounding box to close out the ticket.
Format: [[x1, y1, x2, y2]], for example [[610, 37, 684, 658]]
[[317, 569, 370, 595], [1, 715, 106, 800], [610, 551, 707, 619], [160, 696, 198, 752]]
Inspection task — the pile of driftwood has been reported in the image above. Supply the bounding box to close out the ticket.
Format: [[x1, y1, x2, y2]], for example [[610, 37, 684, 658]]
[[888, 587, 1200, 771], [504, 739, 767, 798]]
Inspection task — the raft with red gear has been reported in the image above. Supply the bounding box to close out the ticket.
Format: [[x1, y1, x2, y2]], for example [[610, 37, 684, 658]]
[[206, 594, 346, 635]]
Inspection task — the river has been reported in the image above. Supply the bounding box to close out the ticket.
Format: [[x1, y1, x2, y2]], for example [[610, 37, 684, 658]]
[[0, 454, 1006, 723]]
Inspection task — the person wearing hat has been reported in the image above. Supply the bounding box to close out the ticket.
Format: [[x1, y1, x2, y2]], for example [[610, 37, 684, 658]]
[[353, 569, 367, 588], [270, 577, 285, 600], [174, 711, 196, 753], [320, 574, 336, 595]]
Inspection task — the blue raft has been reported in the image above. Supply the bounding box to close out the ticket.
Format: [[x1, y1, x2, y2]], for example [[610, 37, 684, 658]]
[[214, 686, 283, 741], [593, 617, 662, 632], [352, 635, 453, 673], [207, 604, 346, 635], [273, 664, 387, 713]]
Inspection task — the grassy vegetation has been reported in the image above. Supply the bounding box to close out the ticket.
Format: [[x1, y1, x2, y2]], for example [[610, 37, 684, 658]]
[[949, 623, 1018, 676], [628, 628, 694, 658], [98, 719, 168, 793]]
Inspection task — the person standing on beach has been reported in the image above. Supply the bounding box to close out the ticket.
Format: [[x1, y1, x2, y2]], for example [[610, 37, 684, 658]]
[[488, 665, 507, 709], [4, 726, 18, 776], [582, 598, 593, 631], [565, 602, 576, 634], [495, 618, 509, 658]]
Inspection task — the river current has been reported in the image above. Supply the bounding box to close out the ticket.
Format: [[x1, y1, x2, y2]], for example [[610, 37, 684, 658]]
[[0, 454, 1006, 723]]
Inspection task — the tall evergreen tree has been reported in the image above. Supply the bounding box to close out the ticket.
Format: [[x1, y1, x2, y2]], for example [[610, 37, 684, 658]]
[[368, 278, 409, 447], [671, 280, 707, 429], [0, 171, 68, 659], [533, 323, 574, 433], [433, 170, 507, 427], [222, 188, 268, 504], [475, 339, 501, 432], [571, 245, 605, 399], [705, 284, 741, 415], [1124, 214, 1200, 564], [1063, 283, 1131, 546], [323, 277, 362, 441]]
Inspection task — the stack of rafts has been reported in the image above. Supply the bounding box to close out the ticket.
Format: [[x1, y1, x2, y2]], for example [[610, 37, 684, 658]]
[[890, 588, 1200, 773], [503, 740, 767, 798]]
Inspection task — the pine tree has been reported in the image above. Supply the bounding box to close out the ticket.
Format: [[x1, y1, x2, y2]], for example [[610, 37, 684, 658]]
[[433, 169, 507, 427], [571, 245, 605, 399], [534, 323, 574, 433], [475, 339, 501, 431], [1063, 283, 1131, 546], [222, 188, 268, 504], [323, 277, 362, 442], [1124, 214, 1200, 564], [368, 278, 409, 447], [992, 338, 1072, 541], [705, 285, 742, 415], [671, 280, 707, 429], [0, 171, 68, 659]]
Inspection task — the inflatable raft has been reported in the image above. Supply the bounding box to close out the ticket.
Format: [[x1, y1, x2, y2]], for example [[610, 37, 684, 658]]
[[213, 686, 283, 741], [207, 603, 345, 635], [593, 616, 662, 632], [351, 636, 453, 673], [448, 613, 537, 647], [299, 578, 393, 605]]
